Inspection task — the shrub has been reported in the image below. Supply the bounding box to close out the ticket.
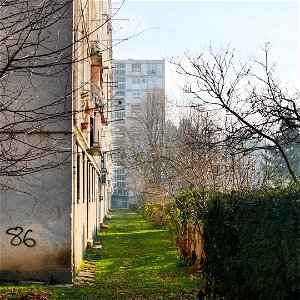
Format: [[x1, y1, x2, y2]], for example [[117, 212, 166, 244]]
[[139, 185, 300, 299], [138, 205, 147, 218], [142, 203, 167, 229], [165, 189, 208, 260], [128, 202, 138, 212], [202, 185, 300, 299]]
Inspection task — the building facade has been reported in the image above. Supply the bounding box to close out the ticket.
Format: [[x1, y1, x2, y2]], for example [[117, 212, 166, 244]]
[[111, 59, 165, 208], [0, 0, 113, 283]]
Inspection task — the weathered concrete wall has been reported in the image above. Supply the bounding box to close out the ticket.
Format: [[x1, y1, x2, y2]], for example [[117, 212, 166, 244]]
[[0, 0, 74, 133], [0, 0, 74, 282], [71, 141, 101, 274], [72, 194, 98, 273], [0, 136, 73, 282], [1, 0, 113, 283]]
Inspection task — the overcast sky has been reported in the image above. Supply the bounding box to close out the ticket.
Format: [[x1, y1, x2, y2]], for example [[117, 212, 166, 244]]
[[112, 0, 299, 98]]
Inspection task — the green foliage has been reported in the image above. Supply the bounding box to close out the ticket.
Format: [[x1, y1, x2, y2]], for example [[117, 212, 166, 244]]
[[0, 287, 55, 300], [202, 185, 300, 299], [165, 188, 219, 260], [164, 185, 300, 299], [142, 203, 168, 229], [91, 210, 202, 299], [165, 189, 202, 259], [138, 205, 151, 220], [128, 202, 138, 212], [0, 210, 202, 300]]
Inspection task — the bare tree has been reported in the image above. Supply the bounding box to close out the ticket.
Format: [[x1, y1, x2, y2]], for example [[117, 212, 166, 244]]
[[0, 0, 130, 192], [161, 107, 260, 192], [0, 0, 74, 191], [170, 44, 300, 184], [125, 87, 167, 201], [125, 88, 262, 200]]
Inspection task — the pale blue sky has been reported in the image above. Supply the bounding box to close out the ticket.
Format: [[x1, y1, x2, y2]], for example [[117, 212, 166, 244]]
[[113, 1, 299, 95]]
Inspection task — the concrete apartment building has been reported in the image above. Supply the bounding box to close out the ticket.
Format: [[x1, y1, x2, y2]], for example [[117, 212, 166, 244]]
[[111, 59, 165, 208], [0, 0, 113, 283]]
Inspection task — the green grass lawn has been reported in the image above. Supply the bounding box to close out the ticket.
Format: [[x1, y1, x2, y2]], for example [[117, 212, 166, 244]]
[[0, 209, 203, 300]]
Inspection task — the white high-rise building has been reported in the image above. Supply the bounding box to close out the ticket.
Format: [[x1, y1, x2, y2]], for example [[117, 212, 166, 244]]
[[111, 59, 165, 208]]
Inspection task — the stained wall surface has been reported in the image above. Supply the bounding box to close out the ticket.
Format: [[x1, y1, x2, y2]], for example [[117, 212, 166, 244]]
[[0, 144, 73, 282], [0, 0, 74, 282]]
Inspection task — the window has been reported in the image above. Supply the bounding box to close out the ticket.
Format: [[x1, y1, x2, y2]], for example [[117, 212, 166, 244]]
[[76, 151, 81, 203], [132, 78, 141, 84], [101, 154, 106, 169], [113, 111, 125, 119], [115, 91, 125, 96], [117, 182, 126, 188], [117, 83, 125, 89], [132, 64, 141, 72], [114, 69, 125, 75], [87, 164, 90, 202], [94, 171, 97, 202], [115, 119, 125, 124], [92, 168, 95, 202], [132, 92, 140, 100], [116, 168, 124, 174], [82, 153, 85, 203], [117, 77, 125, 82], [148, 63, 157, 74], [101, 174, 106, 184], [115, 63, 125, 68]]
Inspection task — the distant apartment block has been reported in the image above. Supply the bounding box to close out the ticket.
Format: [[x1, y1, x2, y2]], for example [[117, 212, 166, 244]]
[[111, 59, 165, 208]]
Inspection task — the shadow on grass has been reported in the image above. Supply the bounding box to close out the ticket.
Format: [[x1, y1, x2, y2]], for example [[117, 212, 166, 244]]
[[0, 211, 203, 300], [82, 211, 203, 299]]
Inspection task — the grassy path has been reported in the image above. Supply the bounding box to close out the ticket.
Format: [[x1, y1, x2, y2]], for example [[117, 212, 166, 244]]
[[85, 209, 201, 299], [1, 210, 201, 299]]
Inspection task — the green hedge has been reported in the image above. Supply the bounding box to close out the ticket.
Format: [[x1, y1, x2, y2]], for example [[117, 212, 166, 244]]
[[202, 186, 300, 299], [138, 203, 167, 229], [165, 186, 300, 299], [139, 186, 300, 298]]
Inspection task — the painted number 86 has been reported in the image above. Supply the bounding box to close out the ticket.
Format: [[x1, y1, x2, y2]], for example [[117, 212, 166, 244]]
[[6, 227, 36, 247]]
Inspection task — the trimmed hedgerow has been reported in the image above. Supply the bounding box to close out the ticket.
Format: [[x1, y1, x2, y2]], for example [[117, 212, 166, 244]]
[[202, 185, 300, 299], [160, 185, 300, 299]]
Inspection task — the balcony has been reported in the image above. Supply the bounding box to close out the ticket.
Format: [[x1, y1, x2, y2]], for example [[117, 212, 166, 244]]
[[101, 167, 108, 174], [100, 174, 107, 184], [88, 112, 102, 156], [89, 146, 101, 156]]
